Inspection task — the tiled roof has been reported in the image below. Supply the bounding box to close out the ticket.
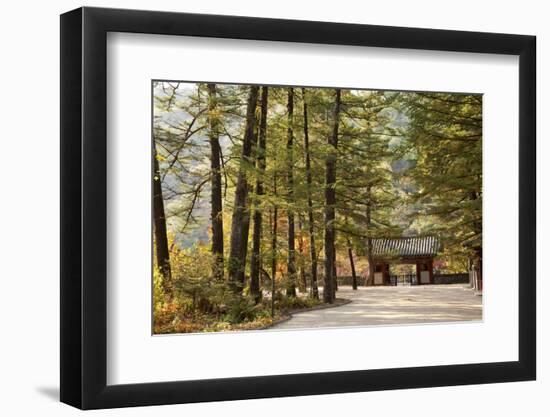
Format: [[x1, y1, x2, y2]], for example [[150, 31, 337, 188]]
[[372, 236, 440, 258]]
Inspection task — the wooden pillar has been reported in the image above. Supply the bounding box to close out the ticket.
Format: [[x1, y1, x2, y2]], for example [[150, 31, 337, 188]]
[[416, 262, 421, 285], [381, 262, 386, 285], [428, 258, 434, 284]]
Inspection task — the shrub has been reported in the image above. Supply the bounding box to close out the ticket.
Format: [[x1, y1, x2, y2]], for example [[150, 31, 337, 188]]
[[224, 295, 259, 324], [275, 295, 322, 312], [170, 244, 220, 314]]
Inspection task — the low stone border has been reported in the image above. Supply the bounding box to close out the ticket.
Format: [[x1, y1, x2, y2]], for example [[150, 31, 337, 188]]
[[261, 298, 352, 329]]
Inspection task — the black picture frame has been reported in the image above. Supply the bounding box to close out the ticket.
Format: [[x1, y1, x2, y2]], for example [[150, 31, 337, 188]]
[[60, 6, 536, 410]]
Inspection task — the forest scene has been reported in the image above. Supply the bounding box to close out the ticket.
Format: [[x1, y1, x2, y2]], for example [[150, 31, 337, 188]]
[[152, 81, 483, 334]]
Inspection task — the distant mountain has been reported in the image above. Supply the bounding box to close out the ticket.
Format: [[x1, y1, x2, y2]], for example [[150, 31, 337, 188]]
[[391, 158, 414, 173]]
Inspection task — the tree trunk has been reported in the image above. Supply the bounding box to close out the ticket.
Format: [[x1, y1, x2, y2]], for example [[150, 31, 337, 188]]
[[470, 190, 483, 286], [298, 214, 307, 293], [367, 240, 374, 286], [250, 86, 268, 302], [365, 184, 375, 286], [207, 84, 224, 280], [286, 88, 297, 297], [333, 246, 338, 296], [228, 86, 259, 292], [323, 89, 341, 303], [474, 246, 482, 290], [347, 238, 358, 290], [271, 154, 279, 307], [237, 202, 251, 287], [269, 206, 277, 319], [271, 205, 278, 294], [302, 88, 319, 299], [153, 143, 172, 295]]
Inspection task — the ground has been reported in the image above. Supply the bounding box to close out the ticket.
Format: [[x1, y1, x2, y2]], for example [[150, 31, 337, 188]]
[[270, 284, 482, 330]]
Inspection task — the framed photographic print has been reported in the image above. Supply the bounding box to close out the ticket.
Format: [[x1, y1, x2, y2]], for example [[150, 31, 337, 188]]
[[60, 6, 536, 410]]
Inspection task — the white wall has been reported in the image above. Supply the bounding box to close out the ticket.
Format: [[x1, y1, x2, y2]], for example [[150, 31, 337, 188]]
[[0, 0, 546, 415]]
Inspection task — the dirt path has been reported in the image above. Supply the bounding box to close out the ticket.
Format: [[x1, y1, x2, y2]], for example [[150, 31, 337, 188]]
[[270, 284, 482, 330]]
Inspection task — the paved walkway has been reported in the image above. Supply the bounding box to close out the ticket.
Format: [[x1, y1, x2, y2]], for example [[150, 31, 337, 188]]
[[271, 284, 482, 330]]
